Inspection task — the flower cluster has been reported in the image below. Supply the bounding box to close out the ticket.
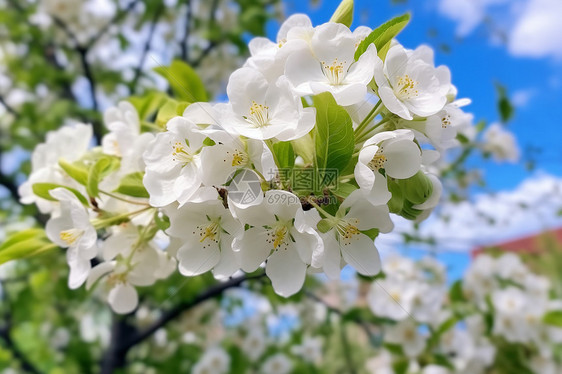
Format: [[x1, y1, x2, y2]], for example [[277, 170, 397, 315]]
[[365, 253, 562, 374], [19, 9, 475, 312]]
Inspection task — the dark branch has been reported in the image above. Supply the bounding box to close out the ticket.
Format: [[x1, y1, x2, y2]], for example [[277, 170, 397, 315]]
[[0, 171, 19, 203], [76, 46, 102, 144], [0, 95, 18, 117], [99, 272, 265, 373], [122, 272, 266, 350]]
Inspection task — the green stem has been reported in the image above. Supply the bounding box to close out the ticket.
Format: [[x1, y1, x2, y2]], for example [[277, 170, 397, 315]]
[[354, 100, 382, 137], [355, 117, 393, 145], [308, 200, 333, 218], [92, 207, 153, 229], [99, 190, 150, 206]]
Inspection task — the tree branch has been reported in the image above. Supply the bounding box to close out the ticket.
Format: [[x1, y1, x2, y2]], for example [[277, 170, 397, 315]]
[[76, 46, 102, 144], [0, 95, 18, 117], [99, 272, 265, 373]]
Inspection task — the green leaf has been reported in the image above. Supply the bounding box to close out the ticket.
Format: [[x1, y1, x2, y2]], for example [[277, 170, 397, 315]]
[[544, 310, 562, 327], [312, 92, 355, 179], [155, 98, 190, 128], [0, 229, 47, 251], [449, 280, 465, 303], [59, 159, 89, 185], [0, 229, 56, 265], [32, 183, 89, 206], [154, 60, 208, 102], [355, 13, 411, 61], [273, 141, 295, 169], [128, 91, 168, 121], [331, 182, 357, 198], [495, 83, 514, 123], [87, 156, 120, 198], [154, 211, 170, 231], [113, 172, 149, 198], [392, 358, 409, 374], [329, 0, 354, 27], [360, 228, 380, 240]]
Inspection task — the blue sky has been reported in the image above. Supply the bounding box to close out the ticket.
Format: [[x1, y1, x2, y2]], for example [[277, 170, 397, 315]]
[[271, 0, 562, 279], [275, 0, 562, 191]]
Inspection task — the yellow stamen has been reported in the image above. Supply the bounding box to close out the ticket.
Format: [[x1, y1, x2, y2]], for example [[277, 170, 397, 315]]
[[336, 218, 361, 246], [199, 222, 219, 243], [367, 149, 387, 171], [59, 228, 84, 246], [171, 141, 193, 165], [231, 151, 247, 167], [246, 101, 270, 128], [395, 74, 419, 99], [321, 58, 346, 85]]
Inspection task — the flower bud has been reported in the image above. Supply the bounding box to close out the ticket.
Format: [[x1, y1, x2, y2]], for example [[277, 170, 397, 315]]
[[398, 171, 433, 205]]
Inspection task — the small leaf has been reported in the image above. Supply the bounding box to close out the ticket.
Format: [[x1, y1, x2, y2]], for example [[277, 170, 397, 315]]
[[114, 172, 149, 198], [495, 83, 514, 123], [355, 13, 411, 60], [59, 159, 89, 185], [154, 60, 208, 102], [313, 92, 355, 180], [0, 229, 56, 265], [128, 91, 168, 121], [87, 156, 120, 198], [331, 182, 357, 199], [329, 0, 354, 27], [273, 141, 295, 170], [543, 310, 562, 327], [449, 280, 465, 302], [32, 183, 89, 206], [155, 98, 190, 128], [154, 211, 170, 231], [360, 228, 379, 240], [0, 229, 47, 251]]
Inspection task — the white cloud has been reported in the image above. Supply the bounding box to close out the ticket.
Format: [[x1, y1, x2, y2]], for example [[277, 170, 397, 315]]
[[437, 0, 510, 36], [377, 173, 562, 254], [508, 0, 562, 59], [438, 0, 562, 60], [511, 88, 536, 107]]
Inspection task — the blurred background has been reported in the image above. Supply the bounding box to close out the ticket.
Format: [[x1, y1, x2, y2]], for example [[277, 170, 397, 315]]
[[1, 0, 562, 373]]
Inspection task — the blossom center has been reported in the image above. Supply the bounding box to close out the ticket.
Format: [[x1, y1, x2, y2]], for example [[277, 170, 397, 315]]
[[267, 225, 289, 250], [171, 141, 194, 165], [230, 150, 248, 167], [367, 148, 387, 171], [198, 221, 220, 244], [441, 114, 451, 129], [321, 58, 346, 85], [395, 74, 419, 99], [59, 228, 84, 246], [336, 218, 361, 246], [246, 101, 270, 128]]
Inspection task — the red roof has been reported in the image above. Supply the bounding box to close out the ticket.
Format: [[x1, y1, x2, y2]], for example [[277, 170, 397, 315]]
[[472, 227, 562, 257]]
